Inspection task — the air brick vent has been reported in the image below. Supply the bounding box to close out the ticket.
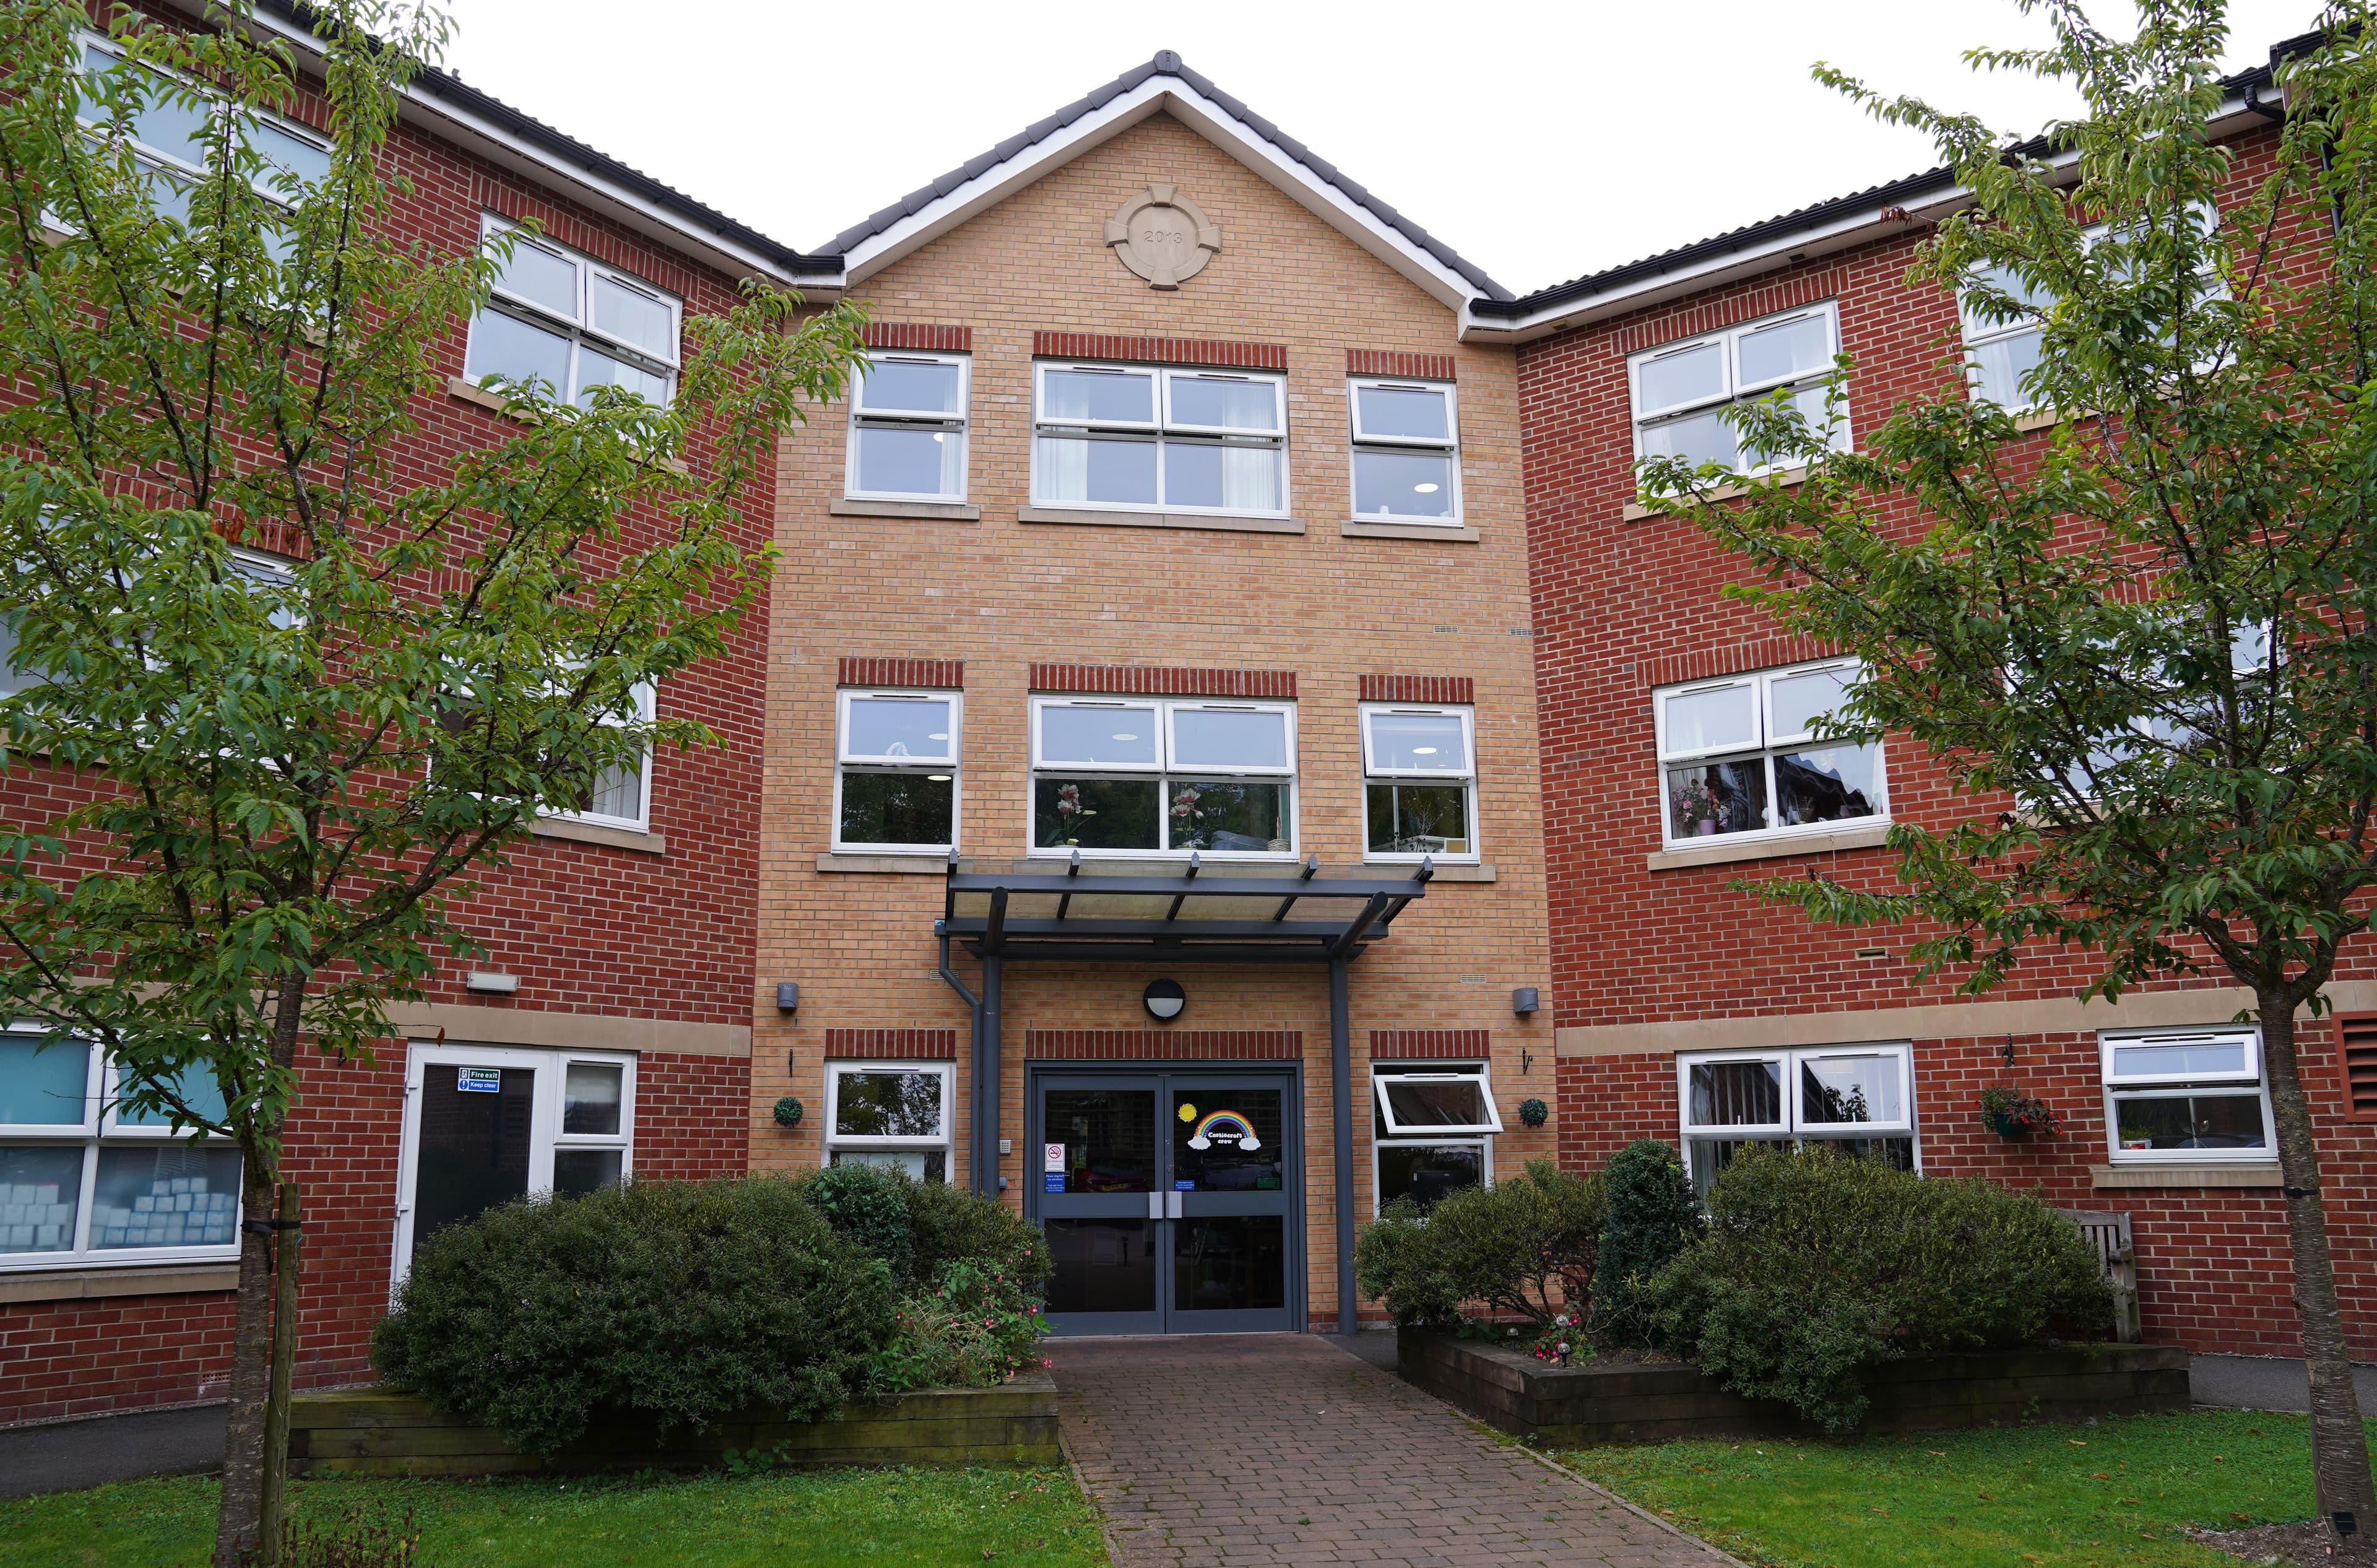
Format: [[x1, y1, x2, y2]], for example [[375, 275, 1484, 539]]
[[2340, 1015, 2377, 1122]]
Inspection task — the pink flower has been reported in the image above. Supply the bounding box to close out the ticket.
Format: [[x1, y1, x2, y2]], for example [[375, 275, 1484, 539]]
[[1041, 1358, 1053, 1368]]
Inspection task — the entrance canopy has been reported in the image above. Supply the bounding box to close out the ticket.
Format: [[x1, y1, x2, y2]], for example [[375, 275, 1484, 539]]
[[937, 851, 1432, 964]]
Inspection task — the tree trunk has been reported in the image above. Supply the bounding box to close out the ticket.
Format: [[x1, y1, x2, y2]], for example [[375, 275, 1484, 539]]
[[257, 1180, 301, 1562], [2260, 995, 2376, 1548], [211, 1142, 277, 1567]]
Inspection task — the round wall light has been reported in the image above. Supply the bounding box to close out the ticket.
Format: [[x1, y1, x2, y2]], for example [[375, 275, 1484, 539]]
[[1143, 978, 1187, 1022]]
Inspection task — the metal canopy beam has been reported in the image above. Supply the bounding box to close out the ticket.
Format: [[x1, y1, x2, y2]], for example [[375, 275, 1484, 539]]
[[941, 859, 1431, 963]]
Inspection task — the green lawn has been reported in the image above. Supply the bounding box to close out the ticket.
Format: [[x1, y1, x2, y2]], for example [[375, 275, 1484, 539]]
[[0, 1465, 1109, 1567], [1563, 1408, 2352, 1568]]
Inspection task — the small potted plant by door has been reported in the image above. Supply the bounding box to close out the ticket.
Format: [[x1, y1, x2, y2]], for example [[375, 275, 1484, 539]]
[[1978, 1083, 2061, 1139], [1671, 779, 1723, 837]]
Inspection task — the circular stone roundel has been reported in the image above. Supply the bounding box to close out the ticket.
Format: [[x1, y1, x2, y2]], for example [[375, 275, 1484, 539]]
[[1104, 183, 1221, 290]]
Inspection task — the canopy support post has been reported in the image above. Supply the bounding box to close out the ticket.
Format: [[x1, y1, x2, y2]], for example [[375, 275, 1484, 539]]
[[1330, 952, 1355, 1337]]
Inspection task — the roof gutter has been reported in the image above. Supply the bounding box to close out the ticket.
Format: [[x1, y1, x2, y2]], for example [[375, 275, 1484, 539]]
[[167, 1, 847, 295]]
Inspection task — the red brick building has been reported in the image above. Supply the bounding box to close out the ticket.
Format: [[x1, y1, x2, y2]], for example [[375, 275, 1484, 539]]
[[0, 1, 822, 1422], [1481, 42, 2375, 1358]]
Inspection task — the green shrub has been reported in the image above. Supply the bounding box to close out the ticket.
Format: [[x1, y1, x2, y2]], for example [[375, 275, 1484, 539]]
[[906, 1172, 1052, 1295], [372, 1176, 896, 1457], [802, 1162, 915, 1283], [1591, 1138, 1699, 1346], [1354, 1159, 1605, 1328], [868, 1258, 1049, 1393], [1645, 1146, 2115, 1431]]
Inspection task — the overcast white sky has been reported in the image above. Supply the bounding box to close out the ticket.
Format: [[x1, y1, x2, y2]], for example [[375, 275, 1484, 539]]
[[436, 0, 2317, 296]]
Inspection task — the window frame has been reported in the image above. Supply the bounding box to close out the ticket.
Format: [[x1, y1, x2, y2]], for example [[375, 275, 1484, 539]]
[[845, 350, 971, 503], [74, 31, 331, 204], [0, 1031, 243, 1272], [1359, 702, 1480, 864], [832, 687, 961, 855], [1627, 301, 1847, 476], [1675, 1042, 1920, 1193], [1346, 376, 1462, 526], [1370, 1061, 1497, 1215], [537, 680, 654, 834], [1027, 695, 1300, 861], [1652, 657, 1887, 849], [391, 1042, 637, 1282], [469, 214, 682, 409], [822, 1060, 955, 1183], [2099, 1027, 2274, 1165], [1029, 362, 1291, 519], [1373, 1064, 1504, 1136]]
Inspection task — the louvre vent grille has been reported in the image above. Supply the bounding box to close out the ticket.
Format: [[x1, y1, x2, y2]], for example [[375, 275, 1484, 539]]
[[2339, 1014, 2377, 1122]]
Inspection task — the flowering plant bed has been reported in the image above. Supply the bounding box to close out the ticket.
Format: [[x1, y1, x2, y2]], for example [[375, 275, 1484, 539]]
[[1396, 1327, 2187, 1444], [287, 1375, 1062, 1477]]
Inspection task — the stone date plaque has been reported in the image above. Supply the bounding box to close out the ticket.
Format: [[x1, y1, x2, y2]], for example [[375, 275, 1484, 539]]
[[1104, 183, 1221, 290]]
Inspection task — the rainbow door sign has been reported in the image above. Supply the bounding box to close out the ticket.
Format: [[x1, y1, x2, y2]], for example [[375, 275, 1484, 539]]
[[1186, 1109, 1261, 1151]]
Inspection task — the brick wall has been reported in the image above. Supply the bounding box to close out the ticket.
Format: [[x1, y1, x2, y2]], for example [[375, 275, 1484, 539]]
[[758, 110, 1556, 1331], [1523, 121, 2375, 1356]]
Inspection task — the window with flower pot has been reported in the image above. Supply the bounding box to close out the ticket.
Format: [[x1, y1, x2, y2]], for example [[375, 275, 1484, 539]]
[[1674, 1044, 1916, 1197], [2098, 1028, 2272, 1163], [1029, 696, 1296, 859], [824, 1062, 953, 1182], [1654, 659, 1884, 848], [0, 1033, 241, 1271], [1361, 703, 1478, 862], [1372, 1062, 1500, 1213], [835, 688, 960, 853]]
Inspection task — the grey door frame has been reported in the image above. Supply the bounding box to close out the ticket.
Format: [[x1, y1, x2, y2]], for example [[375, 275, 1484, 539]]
[[1025, 1060, 1304, 1335]]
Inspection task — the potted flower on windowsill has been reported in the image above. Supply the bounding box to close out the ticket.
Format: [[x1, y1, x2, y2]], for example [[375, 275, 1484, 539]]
[[1978, 1083, 2061, 1140], [1670, 779, 1722, 837]]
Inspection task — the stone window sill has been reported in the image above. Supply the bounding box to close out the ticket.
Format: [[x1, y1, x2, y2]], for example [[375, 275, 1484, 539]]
[[1018, 505, 1304, 536], [829, 497, 981, 521], [1341, 519, 1480, 543], [1646, 819, 1891, 871], [1624, 464, 1809, 522], [816, 852, 951, 875], [0, 1261, 239, 1304], [533, 816, 667, 855], [1362, 860, 1495, 882], [2090, 1162, 2282, 1190]]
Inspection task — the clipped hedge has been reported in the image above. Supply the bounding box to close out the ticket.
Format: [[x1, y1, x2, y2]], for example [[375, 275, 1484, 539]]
[[373, 1176, 893, 1458], [1590, 1139, 1699, 1346], [1354, 1159, 1605, 1328], [1646, 1145, 2114, 1430]]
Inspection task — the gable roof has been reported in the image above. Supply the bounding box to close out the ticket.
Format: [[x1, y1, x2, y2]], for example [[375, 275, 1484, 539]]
[[821, 51, 1512, 313]]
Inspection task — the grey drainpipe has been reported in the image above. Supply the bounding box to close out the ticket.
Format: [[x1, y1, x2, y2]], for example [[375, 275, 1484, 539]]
[[980, 953, 1003, 1197], [934, 927, 987, 1197], [1329, 953, 1354, 1336]]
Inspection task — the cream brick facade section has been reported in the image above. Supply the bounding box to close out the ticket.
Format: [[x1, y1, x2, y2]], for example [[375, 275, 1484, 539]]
[[756, 111, 1548, 1330]]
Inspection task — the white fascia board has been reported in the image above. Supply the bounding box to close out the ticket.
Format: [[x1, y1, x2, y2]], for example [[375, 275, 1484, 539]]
[[178, 1, 835, 293], [840, 79, 1478, 313]]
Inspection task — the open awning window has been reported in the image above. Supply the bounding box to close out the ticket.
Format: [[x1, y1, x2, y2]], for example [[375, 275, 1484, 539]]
[[1372, 1063, 1502, 1136]]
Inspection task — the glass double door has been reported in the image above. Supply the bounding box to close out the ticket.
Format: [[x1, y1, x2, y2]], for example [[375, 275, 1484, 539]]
[[1031, 1070, 1297, 1335]]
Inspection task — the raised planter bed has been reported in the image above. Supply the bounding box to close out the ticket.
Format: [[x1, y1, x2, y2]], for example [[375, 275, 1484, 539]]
[[288, 1375, 1062, 1477], [1397, 1327, 2189, 1445]]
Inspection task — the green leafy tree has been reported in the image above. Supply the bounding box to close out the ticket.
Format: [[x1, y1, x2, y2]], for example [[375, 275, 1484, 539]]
[[1590, 1138, 1698, 1346], [1639, 0, 2377, 1538], [0, 2, 864, 1560]]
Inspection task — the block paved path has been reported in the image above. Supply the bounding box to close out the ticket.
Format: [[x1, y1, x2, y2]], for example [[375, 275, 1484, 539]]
[[1050, 1333, 1739, 1567]]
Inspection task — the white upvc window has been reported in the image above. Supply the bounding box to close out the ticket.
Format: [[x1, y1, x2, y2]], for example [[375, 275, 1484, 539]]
[[465, 215, 681, 409], [1361, 703, 1478, 862], [834, 688, 960, 854], [1961, 202, 2227, 410], [1371, 1061, 1499, 1214], [542, 681, 654, 833], [1629, 301, 1847, 474], [1029, 696, 1297, 859], [74, 32, 331, 222], [2100, 1028, 2273, 1164], [1031, 363, 1288, 516], [392, 1042, 634, 1278], [825, 1061, 953, 1184], [1348, 378, 1460, 524], [1676, 1042, 1918, 1197], [0, 1032, 242, 1270], [1655, 658, 1884, 848], [847, 352, 969, 501]]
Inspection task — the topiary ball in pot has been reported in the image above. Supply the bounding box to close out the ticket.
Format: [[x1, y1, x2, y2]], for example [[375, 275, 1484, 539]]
[[1591, 1138, 1699, 1346], [773, 1096, 803, 1128], [1518, 1097, 1549, 1128]]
